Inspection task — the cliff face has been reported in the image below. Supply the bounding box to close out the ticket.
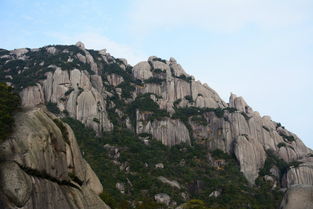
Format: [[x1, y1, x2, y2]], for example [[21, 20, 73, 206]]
[[0, 107, 110, 209], [1, 42, 313, 208]]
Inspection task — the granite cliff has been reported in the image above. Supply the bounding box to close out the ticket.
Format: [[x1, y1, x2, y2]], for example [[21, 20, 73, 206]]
[[0, 106, 110, 209], [0, 42, 312, 208]]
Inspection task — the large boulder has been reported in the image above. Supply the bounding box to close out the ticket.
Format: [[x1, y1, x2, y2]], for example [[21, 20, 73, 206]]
[[0, 107, 110, 209]]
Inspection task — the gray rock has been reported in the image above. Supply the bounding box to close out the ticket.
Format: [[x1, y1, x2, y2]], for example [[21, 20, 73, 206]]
[[155, 163, 164, 169], [209, 190, 221, 198], [280, 184, 313, 209], [76, 41, 85, 49], [133, 61, 152, 80], [157, 176, 181, 189], [285, 162, 313, 187], [154, 193, 171, 206], [0, 162, 32, 207], [0, 107, 110, 209], [116, 182, 125, 194]]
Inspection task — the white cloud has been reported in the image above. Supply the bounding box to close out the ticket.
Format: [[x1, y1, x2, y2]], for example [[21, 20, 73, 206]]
[[129, 0, 312, 33], [50, 32, 146, 65]]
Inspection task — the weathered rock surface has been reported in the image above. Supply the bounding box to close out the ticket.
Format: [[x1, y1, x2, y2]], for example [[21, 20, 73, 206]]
[[284, 162, 313, 187], [136, 111, 191, 146], [280, 184, 313, 209], [158, 176, 181, 189], [1, 43, 313, 204], [0, 107, 110, 209], [20, 67, 113, 135]]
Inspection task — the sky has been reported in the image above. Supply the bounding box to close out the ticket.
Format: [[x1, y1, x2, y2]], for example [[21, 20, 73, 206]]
[[0, 0, 312, 148]]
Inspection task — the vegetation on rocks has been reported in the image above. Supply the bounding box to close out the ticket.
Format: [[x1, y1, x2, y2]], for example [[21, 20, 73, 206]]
[[63, 118, 284, 209], [0, 82, 20, 143]]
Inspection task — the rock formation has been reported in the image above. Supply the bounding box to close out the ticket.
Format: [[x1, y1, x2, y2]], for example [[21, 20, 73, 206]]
[[0, 107, 110, 209], [280, 184, 313, 209], [0, 42, 313, 207]]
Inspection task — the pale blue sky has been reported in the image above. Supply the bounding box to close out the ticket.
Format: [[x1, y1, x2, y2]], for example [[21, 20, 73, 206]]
[[1, 0, 312, 148]]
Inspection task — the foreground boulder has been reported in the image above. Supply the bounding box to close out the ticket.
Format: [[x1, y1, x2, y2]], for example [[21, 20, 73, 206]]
[[0, 107, 110, 209]]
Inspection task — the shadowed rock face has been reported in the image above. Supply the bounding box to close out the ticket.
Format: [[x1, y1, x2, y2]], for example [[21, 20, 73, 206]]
[[1, 43, 313, 206], [0, 107, 110, 209]]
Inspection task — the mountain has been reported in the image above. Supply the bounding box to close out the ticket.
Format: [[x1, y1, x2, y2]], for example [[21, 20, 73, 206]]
[[0, 42, 312, 209]]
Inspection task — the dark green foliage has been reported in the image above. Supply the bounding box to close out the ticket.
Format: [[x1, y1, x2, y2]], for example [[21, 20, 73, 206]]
[[117, 81, 135, 98], [279, 133, 295, 142], [152, 57, 167, 63], [102, 63, 135, 83], [288, 161, 302, 168], [259, 150, 288, 178], [276, 123, 285, 129], [152, 68, 166, 74], [63, 118, 284, 209], [0, 49, 9, 56], [191, 115, 208, 126], [213, 108, 224, 118], [185, 95, 194, 103], [127, 93, 169, 127], [46, 102, 60, 114], [0, 82, 20, 143], [138, 133, 153, 138], [64, 88, 74, 96], [129, 93, 159, 112], [223, 107, 237, 113], [170, 68, 193, 83], [53, 119, 70, 144], [277, 142, 286, 148], [173, 107, 227, 121], [144, 77, 166, 84], [262, 126, 270, 132], [78, 87, 84, 95], [241, 112, 251, 120], [63, 109, 69, 116], [177, 74, 193, 82], [93, 118, 100, 124], [173, 98, 182, 107], [211, 149, 230, 159], [68, 172, 83, 186], [0, 45, 97, 90]]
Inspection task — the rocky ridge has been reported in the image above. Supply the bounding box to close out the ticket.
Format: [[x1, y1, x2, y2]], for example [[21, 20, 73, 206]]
[[1, 42, 313, 208]]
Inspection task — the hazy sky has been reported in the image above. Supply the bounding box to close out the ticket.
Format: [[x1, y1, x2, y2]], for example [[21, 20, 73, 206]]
[[1, 0, 312, 148]]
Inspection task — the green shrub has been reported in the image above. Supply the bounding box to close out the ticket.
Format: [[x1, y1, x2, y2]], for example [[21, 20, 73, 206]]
[[93, 118, 100, 124], [277, 142, 286, 148], [211, 149, 229, 159], [53, 119, 70, 144], [117, 81, 135, 98], [262, 126, 270, 132], [185, 95, 194, 103], [152, 57, 167, 63], [46, 102, 60, 114], [153, 68, 166, 74], [64, 88, 74, 96], [174, 98, 182, 107], [144, 77, 166, 84], [191, 116, 208, 126], [0, 82, 20, 143], [279, 133, 295, 142]]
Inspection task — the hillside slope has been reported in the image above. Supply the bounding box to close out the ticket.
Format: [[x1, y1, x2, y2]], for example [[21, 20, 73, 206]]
[[1, 42, 313, 208]]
